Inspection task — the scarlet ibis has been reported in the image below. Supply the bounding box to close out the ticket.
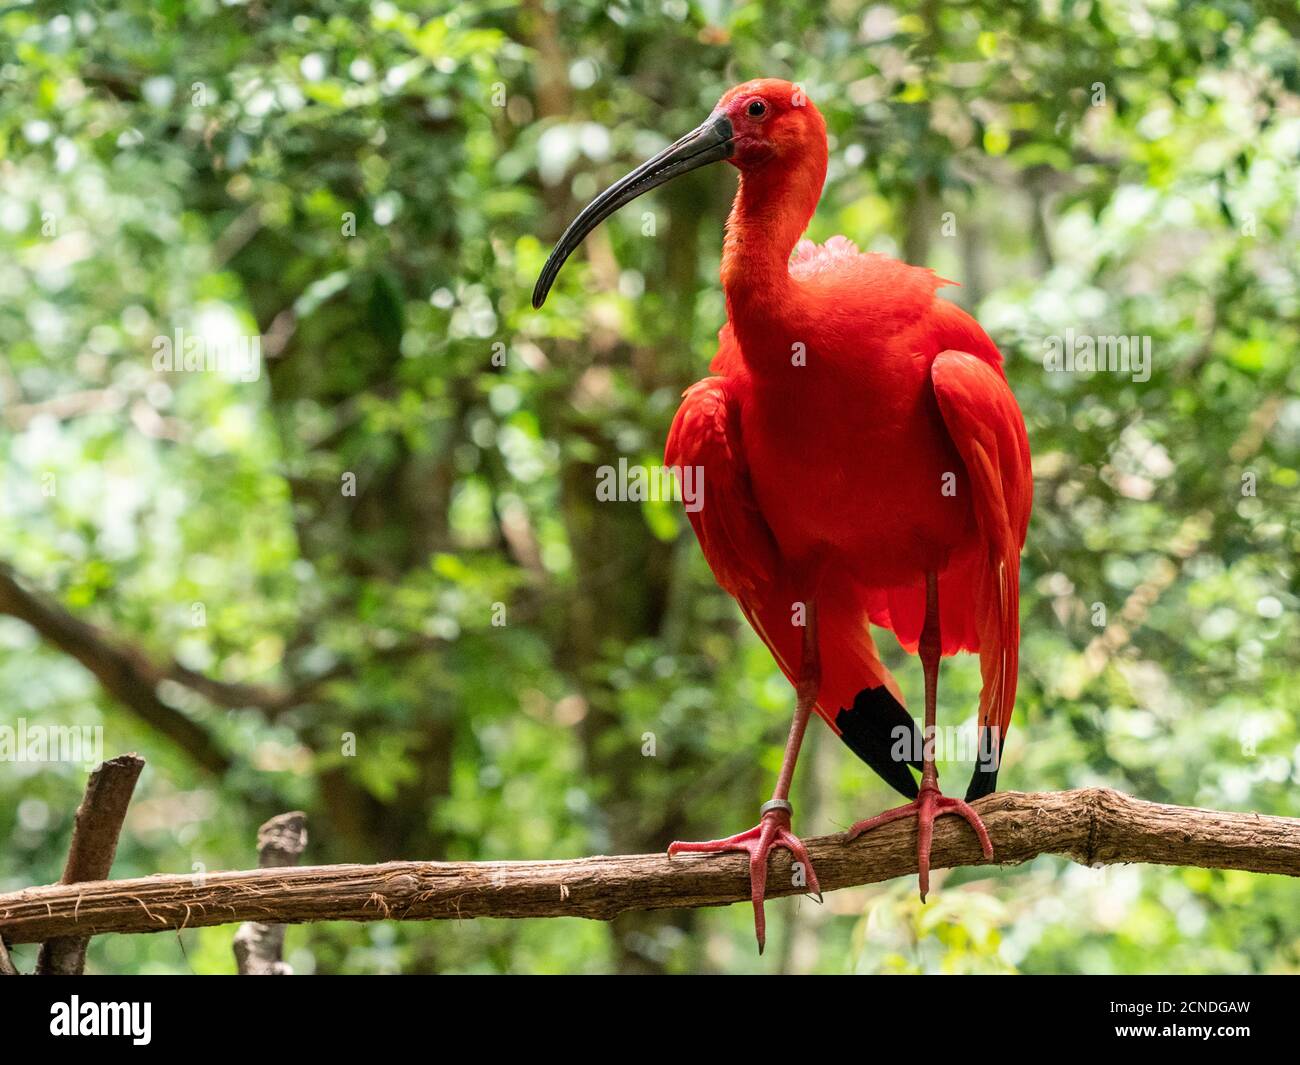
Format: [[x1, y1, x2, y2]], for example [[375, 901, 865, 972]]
[[533, 79, 1032, 950]]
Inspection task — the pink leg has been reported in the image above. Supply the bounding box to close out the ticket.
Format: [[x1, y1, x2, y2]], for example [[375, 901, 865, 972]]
[[843, 572, 994, 900], [668, 599, 823, 953]]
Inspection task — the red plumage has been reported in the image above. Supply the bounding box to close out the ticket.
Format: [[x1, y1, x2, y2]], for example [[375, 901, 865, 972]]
[[535, 78, 1033, 950], [671, 250, 1031, 743]]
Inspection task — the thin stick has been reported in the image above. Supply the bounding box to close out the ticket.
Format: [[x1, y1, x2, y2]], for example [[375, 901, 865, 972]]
[[0, 936, 18, 976], [233, 813, 308, 975], [35, 754, 145, 975]]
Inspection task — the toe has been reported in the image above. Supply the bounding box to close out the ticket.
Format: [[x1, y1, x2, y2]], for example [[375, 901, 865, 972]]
[[779, 830, 821, 897], [748, 852, 771, 954], [949, 799, 995, 860]]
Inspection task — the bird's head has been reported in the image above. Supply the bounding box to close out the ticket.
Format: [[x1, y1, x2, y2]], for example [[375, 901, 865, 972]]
[[532, 79, 826, 308], [713, 78, 826, 170]]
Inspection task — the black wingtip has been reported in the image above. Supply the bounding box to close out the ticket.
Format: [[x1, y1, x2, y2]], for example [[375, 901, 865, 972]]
[[964, 771, 998, 802], [835, 686, 921, 800], [964, 727, 1002, 802]]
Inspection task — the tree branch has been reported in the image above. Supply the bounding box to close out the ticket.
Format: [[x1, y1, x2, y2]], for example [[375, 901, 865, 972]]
[[0, 560, 308, 717], [36, 754, 145, 975], [0, 564, 232, 774], [0, 561, 400, 741], [1, 789, 1296, 944]]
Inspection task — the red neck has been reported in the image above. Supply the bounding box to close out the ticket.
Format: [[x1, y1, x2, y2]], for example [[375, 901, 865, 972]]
[[720, 145, 827, 365]]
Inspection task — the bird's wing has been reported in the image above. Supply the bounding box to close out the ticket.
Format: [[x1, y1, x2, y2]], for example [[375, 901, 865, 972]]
[[930, 350, 1033, 795], [665, 376, 780, 602], [668, 376, 921, 798]]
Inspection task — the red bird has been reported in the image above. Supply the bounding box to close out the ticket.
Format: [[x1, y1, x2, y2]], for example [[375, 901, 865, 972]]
[[534, 79, 1032, 951]]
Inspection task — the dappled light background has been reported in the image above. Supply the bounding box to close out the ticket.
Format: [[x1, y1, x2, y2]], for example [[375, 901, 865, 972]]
[[1, 0, 1298, 973]]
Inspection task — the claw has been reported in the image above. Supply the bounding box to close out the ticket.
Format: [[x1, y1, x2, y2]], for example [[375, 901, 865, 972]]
[[845, 785, 993, 901], [668, 808, 820, 952]]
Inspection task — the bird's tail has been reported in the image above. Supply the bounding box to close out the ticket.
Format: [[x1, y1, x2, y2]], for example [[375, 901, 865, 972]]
[[741, 587, 922, 799], [858, 553, 1019, 802], [964, 549, 1019, 800]]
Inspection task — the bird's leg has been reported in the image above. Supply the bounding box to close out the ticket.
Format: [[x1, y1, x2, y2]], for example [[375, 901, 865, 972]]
[[667, 599, 823, 953], [844, 571, 993, 900]]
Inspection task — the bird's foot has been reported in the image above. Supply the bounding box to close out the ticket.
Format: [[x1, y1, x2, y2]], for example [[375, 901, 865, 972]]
[[667, 800, 821, 954], [843, 784, 993, 902]]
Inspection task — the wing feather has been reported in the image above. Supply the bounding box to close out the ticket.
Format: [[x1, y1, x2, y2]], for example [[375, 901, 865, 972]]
[[930, 351, 1032, 748], [666, 376, 907, 727]]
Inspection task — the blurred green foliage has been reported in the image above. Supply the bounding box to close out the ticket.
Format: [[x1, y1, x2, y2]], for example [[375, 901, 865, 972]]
[[0, 0, 1297, 973]]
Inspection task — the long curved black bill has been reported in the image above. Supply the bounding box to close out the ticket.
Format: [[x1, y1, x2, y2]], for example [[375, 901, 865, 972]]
[[532, 114, 734, 308]]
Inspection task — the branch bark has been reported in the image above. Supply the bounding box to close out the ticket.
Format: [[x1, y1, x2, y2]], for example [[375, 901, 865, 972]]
[[233, 812, 308, 975], [35, 753, 145, 974], [2, 789, 1296, 944]]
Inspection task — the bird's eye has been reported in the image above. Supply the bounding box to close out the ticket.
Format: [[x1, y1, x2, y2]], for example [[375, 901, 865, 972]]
[[747, 99, 767, 119]]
